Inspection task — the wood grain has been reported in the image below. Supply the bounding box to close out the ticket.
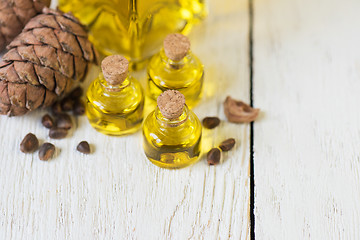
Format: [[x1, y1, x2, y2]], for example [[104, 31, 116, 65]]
[[253, 0, 360, 238], [0, 0, 251, 239]]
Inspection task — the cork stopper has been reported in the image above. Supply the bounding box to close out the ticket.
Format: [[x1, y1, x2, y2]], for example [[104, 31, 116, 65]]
[[163, 33, 191, 61], [157, 90, 186, 120], [101, 55, 129, 85]]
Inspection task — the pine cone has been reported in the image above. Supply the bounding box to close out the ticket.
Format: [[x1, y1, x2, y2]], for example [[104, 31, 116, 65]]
[[0, 0, 51, 51], [0, 7, 98, 116]]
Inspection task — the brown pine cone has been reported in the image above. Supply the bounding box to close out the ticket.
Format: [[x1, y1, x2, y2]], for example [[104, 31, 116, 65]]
[[0, 7, 98, 116], [0, 0, 51, 52]]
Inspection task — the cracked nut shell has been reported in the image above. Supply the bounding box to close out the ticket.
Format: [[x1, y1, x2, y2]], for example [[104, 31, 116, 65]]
[[224, 96, 260, 123]]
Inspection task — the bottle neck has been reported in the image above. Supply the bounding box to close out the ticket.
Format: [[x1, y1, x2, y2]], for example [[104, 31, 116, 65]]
[[160, 49, 188, 70], [155, 105, 189, 127], [99, 73, 131, 92]]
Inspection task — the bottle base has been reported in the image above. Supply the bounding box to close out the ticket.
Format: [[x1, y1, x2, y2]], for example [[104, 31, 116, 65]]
[[146, 153, 200, 169], [147, 74, 204, 109], [89, 122, 142, 136]]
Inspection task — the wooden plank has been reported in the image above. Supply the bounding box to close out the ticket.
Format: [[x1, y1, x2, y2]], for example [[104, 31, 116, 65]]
[[253, 0, 360, 238], [0, 0, 250, 238]]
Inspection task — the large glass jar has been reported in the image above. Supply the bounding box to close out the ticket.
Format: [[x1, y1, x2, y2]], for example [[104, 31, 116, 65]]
[[58, 0, 206, 68]]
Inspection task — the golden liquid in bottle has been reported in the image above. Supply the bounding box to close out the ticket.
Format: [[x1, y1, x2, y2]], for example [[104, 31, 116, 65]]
[[58, 0, 206, 68], [147, 49, 204, 108], [86, 74, 144, 136], [143, 105, 202, 168]]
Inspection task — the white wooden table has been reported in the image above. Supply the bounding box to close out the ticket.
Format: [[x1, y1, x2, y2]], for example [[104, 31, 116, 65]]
[[1, 0, 359, 239]]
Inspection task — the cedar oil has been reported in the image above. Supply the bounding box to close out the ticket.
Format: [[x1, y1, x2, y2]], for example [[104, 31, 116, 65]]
[[58, 0, 206, 68], [147, 34, 204, 108], [86, 55, 144, 136], [143, 90, 202, 168]]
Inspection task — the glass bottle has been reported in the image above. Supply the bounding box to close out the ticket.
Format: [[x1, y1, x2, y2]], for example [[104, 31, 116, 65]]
[[86, 55, 144, 135], [143, 90, 202, 168], [58, 0, 207, 69], [147, 33, 204, 108]]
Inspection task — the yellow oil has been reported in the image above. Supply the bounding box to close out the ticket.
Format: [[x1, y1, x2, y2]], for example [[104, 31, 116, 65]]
[[58, 0, 206, 68], [147, 49, 204, 108], [143, 105, 202, 168], [86, 73, 144, 136]]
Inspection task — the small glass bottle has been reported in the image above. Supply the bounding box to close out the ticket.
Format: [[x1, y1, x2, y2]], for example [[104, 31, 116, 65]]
[[143, 90, 202, 169], [86, 55, 144, 136], [147, 33, 204, 108]]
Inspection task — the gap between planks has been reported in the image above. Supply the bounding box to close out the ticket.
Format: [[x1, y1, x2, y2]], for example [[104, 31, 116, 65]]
[[248, 0, 255, 239]]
